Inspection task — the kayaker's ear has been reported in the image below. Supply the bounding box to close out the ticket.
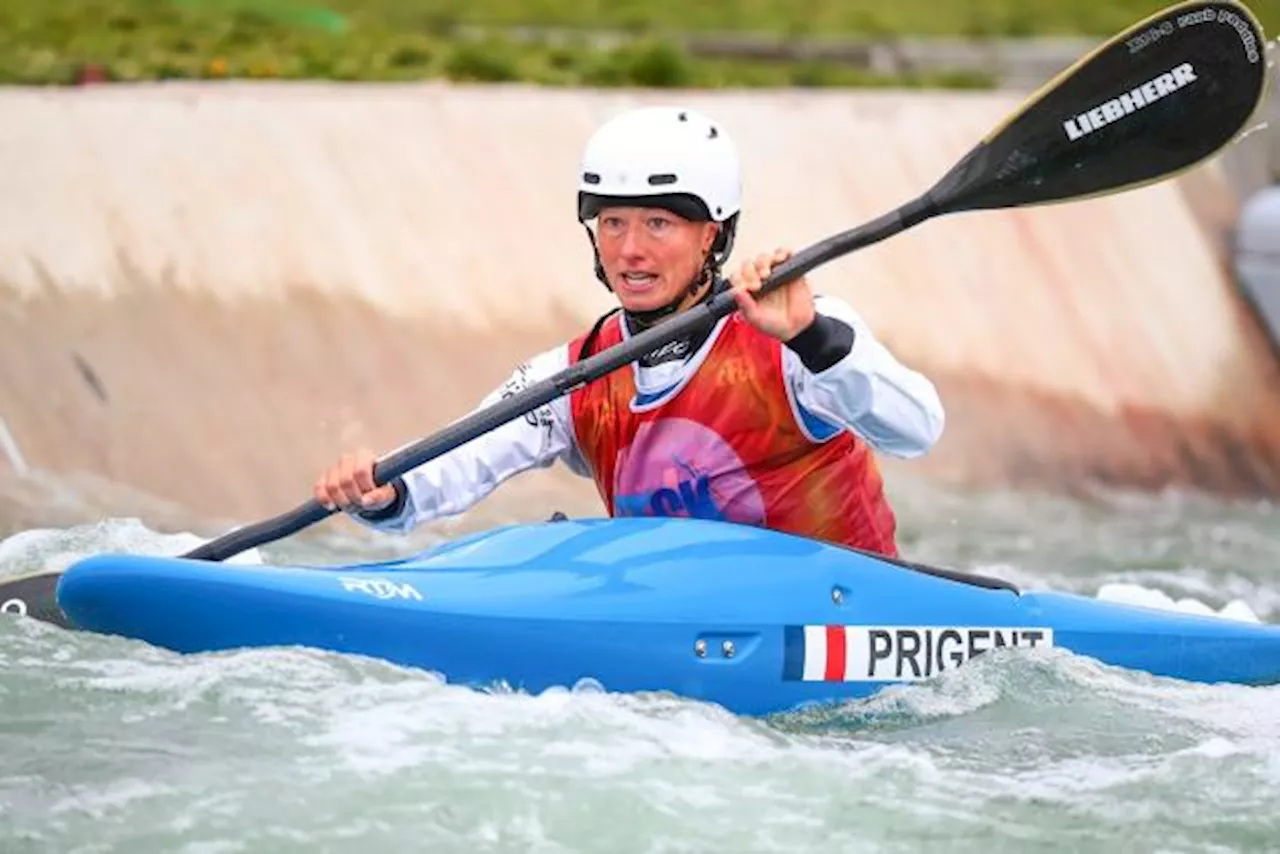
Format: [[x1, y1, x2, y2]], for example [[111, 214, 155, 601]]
[[701, 222, 720, 255]]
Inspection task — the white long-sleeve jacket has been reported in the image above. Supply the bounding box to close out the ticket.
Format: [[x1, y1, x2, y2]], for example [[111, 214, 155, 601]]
[[349, 293, 944, 534]]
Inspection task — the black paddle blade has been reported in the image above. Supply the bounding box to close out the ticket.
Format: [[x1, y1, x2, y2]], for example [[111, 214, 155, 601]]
[[931, 0, 1268, 214]]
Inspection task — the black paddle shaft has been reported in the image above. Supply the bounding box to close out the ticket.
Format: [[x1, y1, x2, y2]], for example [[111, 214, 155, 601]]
[[181, 201, 936, 561], [183, 0, 1267, 563]]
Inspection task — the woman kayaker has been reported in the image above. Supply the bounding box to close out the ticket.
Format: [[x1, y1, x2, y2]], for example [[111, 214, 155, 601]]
[[313, 105, 944, 557]]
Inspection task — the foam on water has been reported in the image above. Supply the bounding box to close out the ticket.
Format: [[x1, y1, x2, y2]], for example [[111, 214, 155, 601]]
[[1094, 581, 1262, 622], [0, 517, 264, 584], [0, 474, 1277, 852], [4, 610, 1280, 853]]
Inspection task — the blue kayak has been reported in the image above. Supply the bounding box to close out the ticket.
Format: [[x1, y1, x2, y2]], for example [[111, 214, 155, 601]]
[[56, 516, 1280, 716]]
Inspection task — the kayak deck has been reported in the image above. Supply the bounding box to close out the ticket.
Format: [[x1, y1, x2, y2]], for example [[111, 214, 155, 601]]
[[57, 516, 1280, 716]]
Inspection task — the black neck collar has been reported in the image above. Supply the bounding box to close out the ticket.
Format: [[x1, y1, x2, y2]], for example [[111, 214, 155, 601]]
[[624, 279, 727, 367]]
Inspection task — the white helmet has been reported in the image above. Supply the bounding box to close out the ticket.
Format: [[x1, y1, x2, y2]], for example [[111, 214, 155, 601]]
[[577, 106, 742, 270]]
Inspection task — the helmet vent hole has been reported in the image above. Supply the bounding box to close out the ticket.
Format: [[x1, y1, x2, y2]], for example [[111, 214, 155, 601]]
[[582, 172, 601, 185], [708, 126, 718, 139], [647, 173, 678, 186], [678, 111, 687, 121]]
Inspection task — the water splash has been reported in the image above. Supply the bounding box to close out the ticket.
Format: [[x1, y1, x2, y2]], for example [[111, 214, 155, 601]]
[[0, 517, 263, 583], [1095, 581, 1261, 622]]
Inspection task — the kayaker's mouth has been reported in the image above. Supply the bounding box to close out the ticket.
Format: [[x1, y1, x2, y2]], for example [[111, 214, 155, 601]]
[[617, 271, 660, 292]]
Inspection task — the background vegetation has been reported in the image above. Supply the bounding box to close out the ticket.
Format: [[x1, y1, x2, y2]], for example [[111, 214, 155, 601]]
[[0, 0, 1274, 88]]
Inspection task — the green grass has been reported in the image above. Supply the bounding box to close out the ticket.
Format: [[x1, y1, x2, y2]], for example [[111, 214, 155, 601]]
[[163, 0, 1280, 38], [328, 0, 1280, 38], [0, 0, 1274, 87]]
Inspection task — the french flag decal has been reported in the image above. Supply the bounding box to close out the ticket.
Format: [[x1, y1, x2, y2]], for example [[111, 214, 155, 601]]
[[784, 625, 854, 681]]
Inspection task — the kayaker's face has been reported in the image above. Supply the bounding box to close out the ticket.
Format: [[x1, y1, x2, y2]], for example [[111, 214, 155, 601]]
[[594, 206, 719, 312]]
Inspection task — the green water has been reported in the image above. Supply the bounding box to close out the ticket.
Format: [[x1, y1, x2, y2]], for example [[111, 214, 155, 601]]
[[1, 470, 1277, 853]]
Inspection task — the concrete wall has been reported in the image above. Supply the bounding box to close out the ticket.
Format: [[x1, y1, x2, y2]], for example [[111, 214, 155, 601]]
[[1, 81, 1278, 525]]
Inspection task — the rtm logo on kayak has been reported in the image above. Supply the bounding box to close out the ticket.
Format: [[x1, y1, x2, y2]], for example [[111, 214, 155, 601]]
[[1062, 62, 1196, 141], [338, 577, 423, 601], [783, 625, 1054, 682]]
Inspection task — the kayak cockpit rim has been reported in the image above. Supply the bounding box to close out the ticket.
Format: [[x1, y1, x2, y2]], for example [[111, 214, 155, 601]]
[[843, 547, 1020, 593], [543, 511, 1022, 595]]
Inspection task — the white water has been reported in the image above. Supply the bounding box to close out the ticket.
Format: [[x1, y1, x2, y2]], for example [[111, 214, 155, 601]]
[[1, 469, 1278, 853]]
